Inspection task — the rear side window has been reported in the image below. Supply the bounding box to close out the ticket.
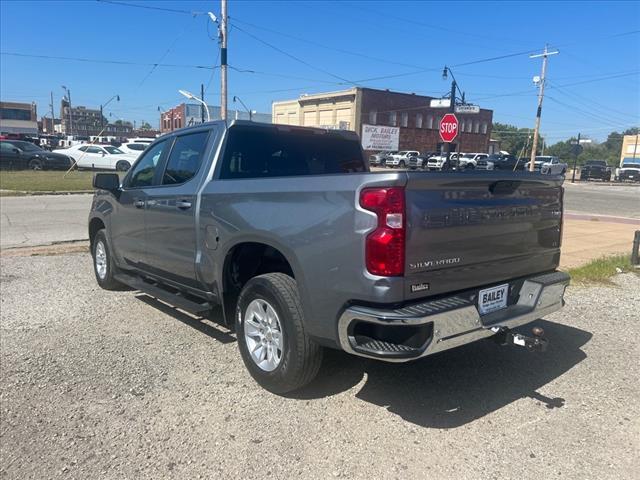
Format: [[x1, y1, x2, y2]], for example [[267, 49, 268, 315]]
[[162, 131, 210, 185], [127, 143, 146, 151], [219, 126, 366, 179]]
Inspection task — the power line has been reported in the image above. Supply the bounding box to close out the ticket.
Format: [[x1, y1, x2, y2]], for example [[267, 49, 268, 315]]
[[96, 0, 200, 15], [548, 81, 638, 121], [1, 51, 214, 69], [230, 23, 358, 85]]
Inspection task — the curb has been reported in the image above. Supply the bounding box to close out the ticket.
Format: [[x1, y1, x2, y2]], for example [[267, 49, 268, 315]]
[[0, 189, 93, 196]]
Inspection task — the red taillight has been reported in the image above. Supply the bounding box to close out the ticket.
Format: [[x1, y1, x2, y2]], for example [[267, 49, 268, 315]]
[[359, 187, 405, 276]]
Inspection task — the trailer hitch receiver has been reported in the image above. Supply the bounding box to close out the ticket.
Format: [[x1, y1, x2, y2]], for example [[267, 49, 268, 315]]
[[493, 326, 548, 352]]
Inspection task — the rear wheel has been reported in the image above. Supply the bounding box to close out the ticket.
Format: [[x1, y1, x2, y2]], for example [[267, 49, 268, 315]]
[[115, 160, 131, 172], [92, 230, 123, 290], [236, 273, 322, 394]]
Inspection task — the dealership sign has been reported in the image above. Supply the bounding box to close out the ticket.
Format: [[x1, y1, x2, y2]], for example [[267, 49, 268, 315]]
[[361, 124, 400, 150]]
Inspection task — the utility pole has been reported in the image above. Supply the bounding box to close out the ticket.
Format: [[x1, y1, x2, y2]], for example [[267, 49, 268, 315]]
[[220, 0, 228, 122], [201, 83, 205, 123], [49, 91, 55, 134], [441, 66, 464, 170], [529, 45, 559, 171], [571, 133, 581, 183]]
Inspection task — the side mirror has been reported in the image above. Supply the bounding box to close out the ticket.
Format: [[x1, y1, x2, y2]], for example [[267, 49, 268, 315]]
[[13, 148, 21, 155], [93, 173, 120, 191], [101, 152, 106, 156]]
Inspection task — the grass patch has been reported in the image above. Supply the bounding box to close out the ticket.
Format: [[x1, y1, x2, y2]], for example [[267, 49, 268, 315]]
[[0, 170, 96, 193], [567, 255, 636, 284]]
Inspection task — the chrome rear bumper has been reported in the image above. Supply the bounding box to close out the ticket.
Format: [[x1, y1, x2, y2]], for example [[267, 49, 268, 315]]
[[338, 271, 570, 362]]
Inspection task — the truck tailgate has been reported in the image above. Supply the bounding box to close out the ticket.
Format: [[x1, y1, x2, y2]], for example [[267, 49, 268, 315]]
[[404, 172, 563, 299]]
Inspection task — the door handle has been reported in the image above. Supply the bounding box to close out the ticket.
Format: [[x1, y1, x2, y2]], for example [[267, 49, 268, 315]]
[[133, 200, 145, 208], [176, 200, 192, 210]]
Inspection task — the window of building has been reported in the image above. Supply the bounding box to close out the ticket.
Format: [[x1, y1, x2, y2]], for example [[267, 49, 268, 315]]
[[389, 112, 397, 126], [427, 115, 434, 129], [416, 113, 423, 129], [436, 116, 442, 130], [474, 121, 480, 133], [0, 108, 32, 121], [369, 110, 377, 125], [467, 121, 473, 133], [162, 131, 210, 185], [481, 122, 488, 134], [401, 112, 408, 127], [460, 120, 465, 133]]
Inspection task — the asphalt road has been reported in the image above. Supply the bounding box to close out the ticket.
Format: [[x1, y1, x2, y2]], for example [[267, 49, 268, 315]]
[[0, 194, 92, 249], [563, 182, 639, 219], [0, 181, 637, 249], [1, 253, 638, 479]]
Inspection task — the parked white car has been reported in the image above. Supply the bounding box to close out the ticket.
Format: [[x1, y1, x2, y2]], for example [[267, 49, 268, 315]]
[[426, 155, 447, 171], [525, 156, 567, 175], [54, 144, 137, 171], [118, 141, 149, 156], [387, 151, 419, 168]]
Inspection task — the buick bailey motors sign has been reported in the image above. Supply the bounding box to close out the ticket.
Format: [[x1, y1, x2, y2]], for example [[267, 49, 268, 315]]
[[361, 124, 400, 151]]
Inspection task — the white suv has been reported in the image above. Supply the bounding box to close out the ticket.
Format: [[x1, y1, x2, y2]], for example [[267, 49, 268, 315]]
[[458, 153, 488, 169], [387, 151, 419, 168], [118, 141, 149, 157]]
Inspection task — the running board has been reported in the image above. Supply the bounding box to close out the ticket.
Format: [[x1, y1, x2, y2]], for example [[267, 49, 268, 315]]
[[114, 273, 211, 315]]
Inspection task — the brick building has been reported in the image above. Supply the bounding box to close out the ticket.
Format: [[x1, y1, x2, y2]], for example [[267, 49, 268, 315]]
[[0, 101, 38, 135], [272, 87, 493, 154], [160, 103, 271, 133]]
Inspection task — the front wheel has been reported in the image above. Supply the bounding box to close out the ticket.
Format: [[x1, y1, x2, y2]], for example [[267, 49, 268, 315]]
[[115, 160, 131, 172], [235, 273, 322, 394], [399, 160, 406, 168], [92, 229, 123, 290]]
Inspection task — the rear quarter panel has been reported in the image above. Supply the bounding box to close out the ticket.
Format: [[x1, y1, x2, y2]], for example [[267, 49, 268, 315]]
[[198, 172, 406, 343]]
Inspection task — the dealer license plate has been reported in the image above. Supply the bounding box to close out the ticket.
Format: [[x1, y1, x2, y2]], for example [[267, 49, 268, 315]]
[[478, 284, 509, 315]]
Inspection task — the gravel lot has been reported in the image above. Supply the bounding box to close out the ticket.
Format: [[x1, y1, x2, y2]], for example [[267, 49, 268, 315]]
[[1, 253, 638, 479]]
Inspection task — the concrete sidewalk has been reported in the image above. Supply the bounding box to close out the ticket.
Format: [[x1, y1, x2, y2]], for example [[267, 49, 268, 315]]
[[561, 214, 640, 269]]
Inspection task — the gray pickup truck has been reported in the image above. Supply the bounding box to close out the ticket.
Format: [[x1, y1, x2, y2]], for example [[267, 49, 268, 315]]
[[89, 120, 569, 393]]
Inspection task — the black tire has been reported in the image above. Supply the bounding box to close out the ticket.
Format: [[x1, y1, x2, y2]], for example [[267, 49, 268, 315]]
[[92, 229, 123, 290], [235, 273, 322, 394], [28, 159, 44, 171], [115, 160, 131, 172], [399, 160, 406, 168]]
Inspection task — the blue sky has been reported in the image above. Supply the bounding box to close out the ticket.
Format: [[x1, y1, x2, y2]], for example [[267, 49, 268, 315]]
[[1, 0, 638, 142]]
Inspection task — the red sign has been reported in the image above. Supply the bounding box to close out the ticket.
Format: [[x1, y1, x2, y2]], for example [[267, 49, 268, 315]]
[[439, 113, 459, 143]]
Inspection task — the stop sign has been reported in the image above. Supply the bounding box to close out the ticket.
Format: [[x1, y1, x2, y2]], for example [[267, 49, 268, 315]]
[[439, 113, 459, 143]]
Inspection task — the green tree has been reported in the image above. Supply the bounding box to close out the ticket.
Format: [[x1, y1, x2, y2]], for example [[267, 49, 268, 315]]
[[491, 123, 544, 157], [139, 121, 152, 130], [546, 127, 639, 166]]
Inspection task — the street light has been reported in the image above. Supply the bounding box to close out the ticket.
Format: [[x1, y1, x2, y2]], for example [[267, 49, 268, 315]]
[[61, 85, 72, 137], [101, 94, 120, 131], [233, 95, 254, 121], [178, 89, 210, 122]]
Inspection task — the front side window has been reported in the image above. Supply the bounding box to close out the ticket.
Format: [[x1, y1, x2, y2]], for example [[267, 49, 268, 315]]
[[86, 146, 104, 154], [162, 131, 210, 185], [104, 146, 124, 154], [127, 143, 146, 151], [127, 140, 168, 188]]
